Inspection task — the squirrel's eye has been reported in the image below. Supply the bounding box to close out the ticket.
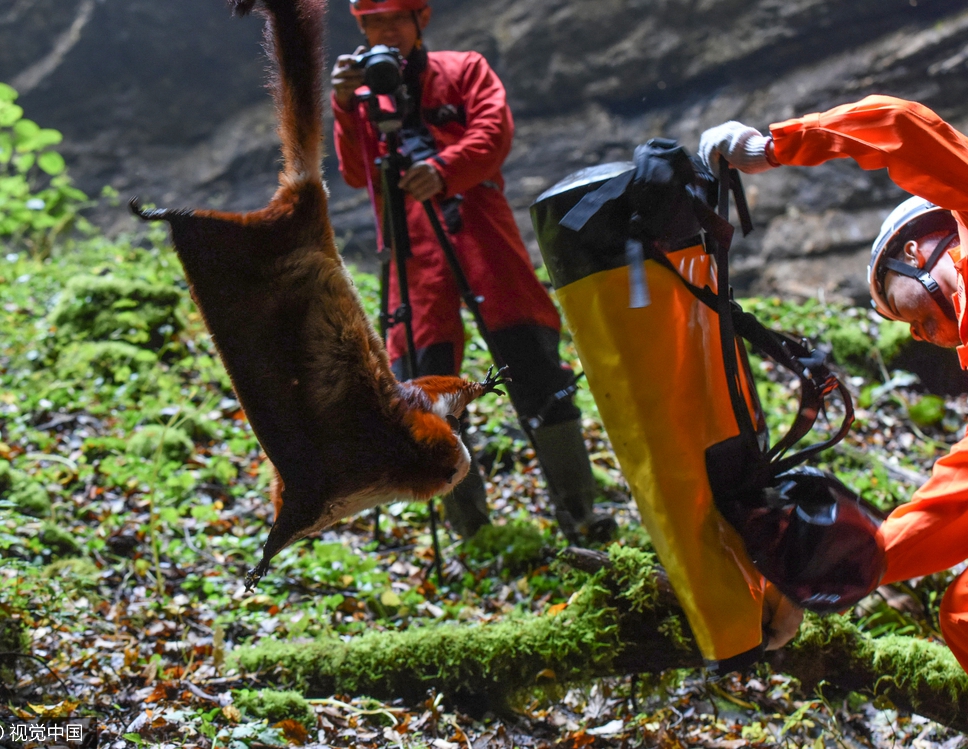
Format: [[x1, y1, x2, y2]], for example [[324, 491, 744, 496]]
[[445, 414, 460, 432]]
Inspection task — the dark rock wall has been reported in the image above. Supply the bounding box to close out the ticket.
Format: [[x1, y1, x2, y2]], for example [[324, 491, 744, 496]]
[[4, 0, 968, 300]]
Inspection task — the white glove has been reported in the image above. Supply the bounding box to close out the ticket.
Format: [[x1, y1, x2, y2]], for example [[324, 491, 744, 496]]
[[699, 121, 777, 175]]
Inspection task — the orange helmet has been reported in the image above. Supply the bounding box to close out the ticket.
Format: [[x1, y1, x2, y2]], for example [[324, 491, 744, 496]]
[[350, 0, 427, 16]]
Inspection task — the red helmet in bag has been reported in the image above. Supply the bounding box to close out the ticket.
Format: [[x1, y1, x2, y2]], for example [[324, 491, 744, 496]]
[[350, 0, 428, 16]]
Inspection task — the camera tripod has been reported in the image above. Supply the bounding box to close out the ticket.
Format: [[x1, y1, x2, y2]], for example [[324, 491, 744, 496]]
[[372, 123, 516, 585], [356, 92, 583, 585]]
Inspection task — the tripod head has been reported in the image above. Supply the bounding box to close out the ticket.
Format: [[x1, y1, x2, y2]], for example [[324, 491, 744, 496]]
[[359, 87, 410, 137]]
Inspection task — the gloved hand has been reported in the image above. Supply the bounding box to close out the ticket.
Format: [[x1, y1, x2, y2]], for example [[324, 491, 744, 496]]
[[762, 582, 804, 651], [699, 121, 777, 175]]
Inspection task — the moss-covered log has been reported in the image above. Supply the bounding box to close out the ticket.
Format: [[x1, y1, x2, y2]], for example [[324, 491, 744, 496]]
[[233, 547, 968, 731]]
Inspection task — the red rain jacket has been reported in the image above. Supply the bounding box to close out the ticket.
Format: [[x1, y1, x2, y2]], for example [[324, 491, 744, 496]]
[[332, 50, 560, 366]]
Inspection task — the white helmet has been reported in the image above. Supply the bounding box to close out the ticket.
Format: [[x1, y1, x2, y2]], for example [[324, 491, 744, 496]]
[[867, 196, 958, 321]]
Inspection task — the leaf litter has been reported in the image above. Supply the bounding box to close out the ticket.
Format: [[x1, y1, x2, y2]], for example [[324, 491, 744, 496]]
[[0, 223, 966, 747]]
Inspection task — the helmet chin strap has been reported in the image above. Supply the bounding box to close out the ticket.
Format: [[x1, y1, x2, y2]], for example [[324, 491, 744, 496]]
[[412, 10, 423, 49], [883, 232, 959, 322]]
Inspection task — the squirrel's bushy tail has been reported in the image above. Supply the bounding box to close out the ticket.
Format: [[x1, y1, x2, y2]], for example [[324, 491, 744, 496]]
[[231, 0, 326, 187]]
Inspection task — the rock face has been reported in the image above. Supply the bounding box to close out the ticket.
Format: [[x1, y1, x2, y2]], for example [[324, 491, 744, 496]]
[[4, 0, 968, 301]]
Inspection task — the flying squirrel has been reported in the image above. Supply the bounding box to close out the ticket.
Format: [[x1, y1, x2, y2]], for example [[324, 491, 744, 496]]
[[131, 0, 506, 589]]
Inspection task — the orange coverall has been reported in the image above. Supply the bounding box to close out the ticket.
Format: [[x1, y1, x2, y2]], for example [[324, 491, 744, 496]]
[[770, 95, 968, 669]]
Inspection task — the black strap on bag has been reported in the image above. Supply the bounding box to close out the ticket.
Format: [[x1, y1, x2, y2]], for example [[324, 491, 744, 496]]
[[708, 156, 883, 616]]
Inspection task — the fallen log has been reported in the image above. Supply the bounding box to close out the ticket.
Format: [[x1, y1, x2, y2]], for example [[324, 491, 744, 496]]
[[232, 546, 968, 731]]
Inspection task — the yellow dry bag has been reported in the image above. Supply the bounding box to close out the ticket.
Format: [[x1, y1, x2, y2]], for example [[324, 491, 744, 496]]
[[531, 141, 882, 671]]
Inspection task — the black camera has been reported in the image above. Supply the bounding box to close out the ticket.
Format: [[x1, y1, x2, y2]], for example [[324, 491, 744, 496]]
[[352, 45, 405, 96]]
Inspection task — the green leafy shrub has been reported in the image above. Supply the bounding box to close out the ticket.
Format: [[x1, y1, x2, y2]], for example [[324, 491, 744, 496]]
[[49, 275, 184, 350], [0, 82, 90, 257]]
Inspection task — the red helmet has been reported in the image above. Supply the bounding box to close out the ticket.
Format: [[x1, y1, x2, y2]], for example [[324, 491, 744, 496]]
[[350, 0, 427, 16]]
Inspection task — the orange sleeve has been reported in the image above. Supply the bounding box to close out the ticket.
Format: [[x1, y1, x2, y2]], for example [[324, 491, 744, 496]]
[[770, 95, 968, 213], [878, 435, 968, 583]]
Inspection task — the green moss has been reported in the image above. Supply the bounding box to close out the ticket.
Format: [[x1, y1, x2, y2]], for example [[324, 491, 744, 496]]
[[39, 522, 80, 558], [55, 341, 158, 382], [463, 520, 546, 570], [607, 545, 660, 614], [42, 557, 99, 582], [12, 482, 52, 517], [81, 436, 127, 461], [232, 548, 690, 709], [0, 459, 51, 517], [617, 523, 652, 550], [49, 275, 183, 350], [872, 633, 968, 703], [908, 395, 946, 427], [657, 614, 693, 652], [876, 320, 912, 363], [126, 425, 194, 462], [787, 613, 968, 713], [233, 689, 315, 729], [829, 326, 875, 372], [233, 569, 622, 708]]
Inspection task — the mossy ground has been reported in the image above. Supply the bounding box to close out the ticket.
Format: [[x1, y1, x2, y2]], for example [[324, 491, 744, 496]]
[[1, 145, 966, 746]]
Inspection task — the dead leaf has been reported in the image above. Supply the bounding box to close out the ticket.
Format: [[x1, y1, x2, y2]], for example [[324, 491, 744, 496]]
[[275, 719, 309, 745], [143, 683, 171, 703], [141, 660, 159, 685], [560, 730, 595, 748], [28, 701, 79, 719]]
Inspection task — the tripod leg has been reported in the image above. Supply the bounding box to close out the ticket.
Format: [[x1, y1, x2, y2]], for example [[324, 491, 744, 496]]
[[428, 497, 444, 586]]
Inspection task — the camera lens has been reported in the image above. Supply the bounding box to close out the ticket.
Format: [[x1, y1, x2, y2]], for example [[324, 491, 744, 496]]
[[364, 51, 403, 96]]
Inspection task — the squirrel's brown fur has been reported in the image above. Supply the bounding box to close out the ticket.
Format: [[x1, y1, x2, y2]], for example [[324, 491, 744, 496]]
[[132, 0, 504, 588]]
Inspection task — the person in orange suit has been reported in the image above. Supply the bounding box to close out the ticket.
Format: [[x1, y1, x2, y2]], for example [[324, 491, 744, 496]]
[[699, 95, 968, 670]]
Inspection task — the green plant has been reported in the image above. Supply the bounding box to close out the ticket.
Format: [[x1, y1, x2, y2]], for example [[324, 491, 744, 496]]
[[234, 689, 316, 729], [49, 275, 184, 350], [463, 520, 547, 572], [0, 82, 90, 257]]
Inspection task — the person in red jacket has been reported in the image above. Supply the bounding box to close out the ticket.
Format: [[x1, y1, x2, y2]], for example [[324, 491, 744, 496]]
[[699, 96, 968, 671], [331, 0, 614, 541]]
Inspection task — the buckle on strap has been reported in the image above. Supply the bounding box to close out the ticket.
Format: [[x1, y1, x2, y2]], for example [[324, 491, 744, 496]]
[[883, 257, 958, 321]]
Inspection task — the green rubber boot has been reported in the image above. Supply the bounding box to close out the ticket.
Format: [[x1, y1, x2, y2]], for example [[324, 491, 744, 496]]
[[530, 419, 617, 544], [440, 437, 491, 538]]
